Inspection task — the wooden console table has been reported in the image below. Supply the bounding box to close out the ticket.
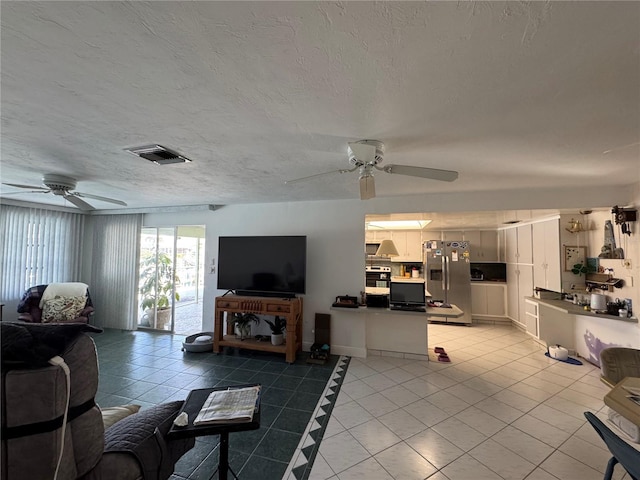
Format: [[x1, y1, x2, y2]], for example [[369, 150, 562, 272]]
[[214, 295, 303, 363]]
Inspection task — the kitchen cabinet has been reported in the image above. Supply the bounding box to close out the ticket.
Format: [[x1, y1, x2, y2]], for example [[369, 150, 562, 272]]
[[505, 228, 518, 264], [506, 264, 533, 326], [505, 224, 533, 264], [390, 231, 423, 262], [498, 230, 506, 263], [365, 230, 391, 242], [532, 219, 561, 292], [442, 231, 465, 241], [524, 298, 539, 337], [466, 230, 499, 262], [537, 303, 573, 348], [471, 283, 506, 317]]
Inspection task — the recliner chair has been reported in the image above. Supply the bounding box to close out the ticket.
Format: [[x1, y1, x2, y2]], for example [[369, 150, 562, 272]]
[[16, 283, 95, 323], [600, 347, 640, 388], [1, 322, 194, 480]]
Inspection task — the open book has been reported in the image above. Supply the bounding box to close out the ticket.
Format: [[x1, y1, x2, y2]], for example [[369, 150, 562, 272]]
[[194, 385, 261, 425]]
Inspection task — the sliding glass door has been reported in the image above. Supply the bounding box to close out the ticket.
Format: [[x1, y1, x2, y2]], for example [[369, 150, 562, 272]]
[[138, 227, 177, 331], [174, 226, 205, 334], [137, 225, 205, 333]]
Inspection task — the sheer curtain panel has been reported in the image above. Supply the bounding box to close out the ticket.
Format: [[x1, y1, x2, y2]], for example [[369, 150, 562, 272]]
[[90, 214, 142, 330], [1, 205, 84, 302]]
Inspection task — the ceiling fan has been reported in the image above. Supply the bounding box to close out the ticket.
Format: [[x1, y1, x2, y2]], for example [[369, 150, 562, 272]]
[[2, 174, 127, 210], [285, 139, 459, 200]]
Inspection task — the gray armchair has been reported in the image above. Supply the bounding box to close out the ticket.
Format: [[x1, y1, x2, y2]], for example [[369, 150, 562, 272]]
[[1, 322, 194, 480], [600, 347, 640, 388]]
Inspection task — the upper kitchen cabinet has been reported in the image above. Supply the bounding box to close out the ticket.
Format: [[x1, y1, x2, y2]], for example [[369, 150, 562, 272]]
[[505, 224, 533, 264], [390, 231, 423, 262], [365, 230, 391, 242], [532, 219, 561, 292], [442, 231, 465, 241], [466, 231, 499, 262]]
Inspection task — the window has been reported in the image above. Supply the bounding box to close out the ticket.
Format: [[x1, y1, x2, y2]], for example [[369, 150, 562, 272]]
[[0, 205, 84, 300]]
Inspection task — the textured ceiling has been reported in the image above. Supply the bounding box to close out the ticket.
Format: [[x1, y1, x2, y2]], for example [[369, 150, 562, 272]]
[[1, 1, 639, 212]]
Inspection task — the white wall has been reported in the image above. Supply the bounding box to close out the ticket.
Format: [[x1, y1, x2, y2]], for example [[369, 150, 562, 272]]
[[140, 184, 637, 351]]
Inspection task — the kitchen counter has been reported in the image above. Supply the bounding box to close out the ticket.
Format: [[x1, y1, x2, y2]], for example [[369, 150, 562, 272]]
[[365, 286, 432, 297], [391, 276, 425, 283], [365, 287, 391, 295], [526, 297, 637, 323], [329, 303, 464, 358], [524, 296, 639, 367], [337, 304, 464, 318]]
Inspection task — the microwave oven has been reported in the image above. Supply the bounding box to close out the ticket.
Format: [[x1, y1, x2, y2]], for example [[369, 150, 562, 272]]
[[365, 242, 381, 256]]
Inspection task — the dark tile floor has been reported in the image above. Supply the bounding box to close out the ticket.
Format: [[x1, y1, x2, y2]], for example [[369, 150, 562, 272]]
[[92, 329, 340, 480]]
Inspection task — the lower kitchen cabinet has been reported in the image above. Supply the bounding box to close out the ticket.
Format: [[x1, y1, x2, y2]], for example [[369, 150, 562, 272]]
[[507, 264, 533, 326], [524, 298, 539, 337], [471, 283, 506, 318]]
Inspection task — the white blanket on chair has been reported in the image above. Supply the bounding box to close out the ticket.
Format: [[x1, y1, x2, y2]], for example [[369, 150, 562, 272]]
[[39, 282, 89, 309]]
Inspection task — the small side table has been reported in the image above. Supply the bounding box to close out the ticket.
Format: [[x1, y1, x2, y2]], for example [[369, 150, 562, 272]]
[[168, 385, 261, 480]]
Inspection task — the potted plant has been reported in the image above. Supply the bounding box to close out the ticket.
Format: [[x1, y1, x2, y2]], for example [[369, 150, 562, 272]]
[[264, 316, 287, 346], [571, 262, 596, 276], [227, 312, 260, 340], [139, 251, 180, 329]]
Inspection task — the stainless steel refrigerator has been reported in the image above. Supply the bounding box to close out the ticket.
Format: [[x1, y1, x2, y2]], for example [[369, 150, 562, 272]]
[[424, 240, 472, 324]]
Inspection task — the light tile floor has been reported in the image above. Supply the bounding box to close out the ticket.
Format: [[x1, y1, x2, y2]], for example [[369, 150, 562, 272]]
[[307, 323, 632, 480]]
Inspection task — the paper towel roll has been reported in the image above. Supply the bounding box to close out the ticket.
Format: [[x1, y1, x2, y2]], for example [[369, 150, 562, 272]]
[[548, 345, 569, 361]]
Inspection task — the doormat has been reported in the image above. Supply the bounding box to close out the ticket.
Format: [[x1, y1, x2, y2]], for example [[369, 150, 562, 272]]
[[544, 352, 583, 365]]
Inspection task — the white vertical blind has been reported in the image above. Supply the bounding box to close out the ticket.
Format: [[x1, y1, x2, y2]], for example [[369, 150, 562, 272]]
[[89, 214, 142, 330], [1, 205, 84, 301]]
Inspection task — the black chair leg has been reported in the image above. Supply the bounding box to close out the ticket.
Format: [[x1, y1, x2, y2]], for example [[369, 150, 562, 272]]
[[604, 456, 618, 480]]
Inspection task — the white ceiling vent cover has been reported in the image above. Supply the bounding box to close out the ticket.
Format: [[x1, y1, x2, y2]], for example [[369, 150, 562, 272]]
[[125, 144, 192, 165]]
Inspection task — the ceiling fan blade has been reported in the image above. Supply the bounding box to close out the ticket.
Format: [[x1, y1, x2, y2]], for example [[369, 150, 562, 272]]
[[359, 176, 376, 200], [1, 190, 50, 195], [2, 183, 48, 191], [285, 166, 357, 184], [380, 164, 459, 182], [63, 194, 95, 211], [348, 142, 377, 163], [74, 191, 127, 206]]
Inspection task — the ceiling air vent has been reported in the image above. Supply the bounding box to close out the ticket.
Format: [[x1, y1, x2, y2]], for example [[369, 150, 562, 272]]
[[125, 144, 192, 165]]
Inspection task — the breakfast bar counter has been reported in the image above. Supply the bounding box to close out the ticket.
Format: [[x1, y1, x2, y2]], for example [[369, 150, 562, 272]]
[[329, 305, 463, 357]]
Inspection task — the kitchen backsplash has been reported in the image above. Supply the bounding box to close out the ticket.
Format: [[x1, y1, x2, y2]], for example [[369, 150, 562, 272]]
[[470, 262, 507, 281]]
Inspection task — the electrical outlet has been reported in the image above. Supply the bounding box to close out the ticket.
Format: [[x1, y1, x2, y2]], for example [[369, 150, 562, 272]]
[[623, 259, 632, 269]]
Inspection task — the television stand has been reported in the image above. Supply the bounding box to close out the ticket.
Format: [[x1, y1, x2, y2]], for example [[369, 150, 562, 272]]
[[214, 295, 303, 363]]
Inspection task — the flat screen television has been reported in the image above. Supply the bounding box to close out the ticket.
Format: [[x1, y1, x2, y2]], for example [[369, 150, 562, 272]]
[[389, 282, 426, 310], [217, 236, 307, 297]]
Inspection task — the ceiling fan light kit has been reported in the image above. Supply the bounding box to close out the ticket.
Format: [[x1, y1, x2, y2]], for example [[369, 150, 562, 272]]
[[286, 139, 459, 200]]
